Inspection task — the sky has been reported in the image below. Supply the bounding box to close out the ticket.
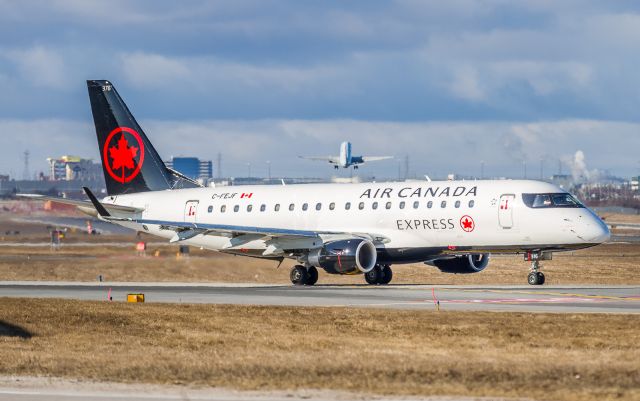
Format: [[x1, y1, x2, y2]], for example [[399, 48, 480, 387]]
[[0, 0, 639, 180]]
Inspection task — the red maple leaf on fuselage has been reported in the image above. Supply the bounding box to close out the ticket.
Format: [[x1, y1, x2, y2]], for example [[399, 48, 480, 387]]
[[462, 218, 473, 230], [109, 134, 138, 171]]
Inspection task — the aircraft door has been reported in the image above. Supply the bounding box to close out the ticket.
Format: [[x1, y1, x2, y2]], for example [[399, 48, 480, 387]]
[[498, 194, 515, 229], [184, 200, 199, 223]]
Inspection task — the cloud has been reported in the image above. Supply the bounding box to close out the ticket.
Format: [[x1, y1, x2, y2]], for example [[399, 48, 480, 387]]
[[5, 46, 69, 89]]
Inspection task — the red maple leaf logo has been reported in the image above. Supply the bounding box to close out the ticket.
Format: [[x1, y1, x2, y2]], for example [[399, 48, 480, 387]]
[[460, 215, 475, 232], [109, 134, 138, 171]]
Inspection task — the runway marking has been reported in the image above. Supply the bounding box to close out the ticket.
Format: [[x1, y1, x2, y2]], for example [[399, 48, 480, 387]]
[[440, 297, 602, 304], [446, 288, 640, 302]]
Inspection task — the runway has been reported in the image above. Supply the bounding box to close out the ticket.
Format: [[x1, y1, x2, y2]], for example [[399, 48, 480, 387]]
[[1, 281, 639, 313]]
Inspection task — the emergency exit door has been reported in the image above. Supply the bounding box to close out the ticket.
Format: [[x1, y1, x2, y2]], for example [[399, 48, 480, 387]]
[[498, 194, 515, 229], [184, 200, 199, 223]]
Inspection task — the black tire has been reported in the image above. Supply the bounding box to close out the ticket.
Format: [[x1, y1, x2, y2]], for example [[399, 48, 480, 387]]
[[306, 266, 319, 286], [380, 265, 393, 285], [527, 272, 540, 285], [365, 266, 381, 285], [537, 272, 545, 285], [290, 265, 308, 286]]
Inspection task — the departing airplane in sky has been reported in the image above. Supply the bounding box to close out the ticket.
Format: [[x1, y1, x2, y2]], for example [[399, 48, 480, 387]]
[[299, 141, 392, 169], [20, 80, 610, 286]]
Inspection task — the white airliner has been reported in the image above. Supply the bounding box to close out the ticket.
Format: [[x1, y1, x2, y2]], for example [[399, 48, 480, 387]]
[[299, 141, 392, 169], [21, 80, 610, 286]]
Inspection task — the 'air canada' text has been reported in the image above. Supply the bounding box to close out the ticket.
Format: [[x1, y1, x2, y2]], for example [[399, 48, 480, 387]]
[[360, 186, 478, 199]]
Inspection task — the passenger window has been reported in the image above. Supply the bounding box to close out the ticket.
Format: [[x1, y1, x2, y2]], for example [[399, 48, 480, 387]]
[[329, 202, 335, 210], [275, 204, 280, 212], [399, 201, 405, 209], [469, 200, 475, 208], [358, 202, 365, 210], [386, 202, 392, 210], [455, 200, 460, 208], [247, 204, 253, 212], [316, 203, 322, 211], [302, 203, 308, 211], [372, 202, 378, 210], [234, 205, 239, 212], [260, 204, 266, 212], [413, 201, 419, 209], [441, 201, 446, 208], [207, 205, 213, 213], [427, 201, 433, 209], [289, 203, 295, 211], [345, 202, 351, 210], [220, 205, 226, 213]]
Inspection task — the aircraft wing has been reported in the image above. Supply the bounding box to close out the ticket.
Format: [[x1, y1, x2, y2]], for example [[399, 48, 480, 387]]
[[16, 193, 144, 215], [298, 155, 340, 164], [361, 156, 393, 162], [109, 217, 389, 250]]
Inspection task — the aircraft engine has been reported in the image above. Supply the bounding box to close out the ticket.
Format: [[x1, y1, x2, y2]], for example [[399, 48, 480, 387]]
[[308, 239, 377, 274], [433, 254, 490, 274]]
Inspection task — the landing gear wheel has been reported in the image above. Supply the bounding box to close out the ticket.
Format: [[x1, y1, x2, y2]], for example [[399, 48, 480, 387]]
[[290, 265, 308, 286], [306, 266, 319, 286], [528, 272, 545, 285], [365, 266, 382, 285], [380, 265, 393, 285]]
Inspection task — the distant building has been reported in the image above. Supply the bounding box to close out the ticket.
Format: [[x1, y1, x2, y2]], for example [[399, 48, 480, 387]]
[[46, 156, 102, 181], [631, 176, 640, 192], [165, 157, 213, 181], [549, 174, 573, 189]]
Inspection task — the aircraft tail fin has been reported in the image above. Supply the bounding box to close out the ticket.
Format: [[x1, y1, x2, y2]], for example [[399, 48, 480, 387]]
[[87, 80, 176, 196]]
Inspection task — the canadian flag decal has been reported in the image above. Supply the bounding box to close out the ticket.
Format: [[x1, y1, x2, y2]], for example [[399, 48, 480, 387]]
[[241, 192, 253, 199]]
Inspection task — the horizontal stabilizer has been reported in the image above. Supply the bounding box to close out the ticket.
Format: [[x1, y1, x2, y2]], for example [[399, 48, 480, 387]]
[[16, 193, 143, 215]]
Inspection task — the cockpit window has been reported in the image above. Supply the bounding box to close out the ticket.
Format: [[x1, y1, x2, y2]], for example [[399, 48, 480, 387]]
[[522, 193, 584, 209]]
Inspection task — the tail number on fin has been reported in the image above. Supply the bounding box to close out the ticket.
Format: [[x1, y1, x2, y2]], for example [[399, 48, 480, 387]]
[[103, 127, 145, 184]]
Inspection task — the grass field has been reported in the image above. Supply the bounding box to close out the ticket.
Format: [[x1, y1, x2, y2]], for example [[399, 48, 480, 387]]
[[1, 224, 640, 285], [1, 298, 639, 401], [2, 212, 640, 284]]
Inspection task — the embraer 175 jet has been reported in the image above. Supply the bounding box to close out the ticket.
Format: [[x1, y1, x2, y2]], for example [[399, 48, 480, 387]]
[[21, 80, 610, 286], [300, 141, 392, 169]]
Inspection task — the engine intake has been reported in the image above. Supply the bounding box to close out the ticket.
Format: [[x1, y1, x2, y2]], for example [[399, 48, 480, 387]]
[[309, 239, 377, 274], [433, 254, 490, 274]]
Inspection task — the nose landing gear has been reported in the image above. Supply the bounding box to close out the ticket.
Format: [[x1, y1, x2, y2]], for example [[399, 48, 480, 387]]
[[525, 252, 550, 285]]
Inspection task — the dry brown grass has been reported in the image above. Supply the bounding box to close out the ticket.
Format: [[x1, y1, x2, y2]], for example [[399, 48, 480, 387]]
[[0, 298, 638, 401], [1, 240, 640, 285], [2, 215, 640, 285]]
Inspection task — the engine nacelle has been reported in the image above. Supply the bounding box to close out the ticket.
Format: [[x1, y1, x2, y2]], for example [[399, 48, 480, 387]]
[[433, 254, 490, 274], [308, 239, 377, 274]]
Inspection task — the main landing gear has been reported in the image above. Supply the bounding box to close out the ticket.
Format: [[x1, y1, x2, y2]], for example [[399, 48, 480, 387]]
[[365, 264, 393, 285], [526, 252, 548, 286], [290, 265, 318, 286]]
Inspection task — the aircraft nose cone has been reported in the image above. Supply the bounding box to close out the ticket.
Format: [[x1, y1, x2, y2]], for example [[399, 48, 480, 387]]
[[587, 214, 611, 243]]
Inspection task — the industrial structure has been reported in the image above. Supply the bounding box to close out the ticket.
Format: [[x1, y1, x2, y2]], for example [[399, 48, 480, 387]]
[[165, 157, 213, 183]]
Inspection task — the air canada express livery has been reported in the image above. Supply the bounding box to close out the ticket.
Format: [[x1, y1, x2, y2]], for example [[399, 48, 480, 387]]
[[22, 80, 611, 286]]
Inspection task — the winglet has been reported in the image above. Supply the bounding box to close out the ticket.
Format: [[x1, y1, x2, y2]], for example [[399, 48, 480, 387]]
[[83, 187, 111, 217]]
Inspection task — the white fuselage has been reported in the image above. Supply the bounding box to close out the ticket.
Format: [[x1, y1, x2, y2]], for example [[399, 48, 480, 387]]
[[338, 141, 352, 168], [103, 179, 609, 263]]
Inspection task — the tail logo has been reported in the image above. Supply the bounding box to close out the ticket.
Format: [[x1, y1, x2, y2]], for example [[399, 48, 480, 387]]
[[103, 127, 145, 183]]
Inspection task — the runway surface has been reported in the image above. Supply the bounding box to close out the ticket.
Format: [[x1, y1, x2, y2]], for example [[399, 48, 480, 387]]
[[1, 281, 639, 313]]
